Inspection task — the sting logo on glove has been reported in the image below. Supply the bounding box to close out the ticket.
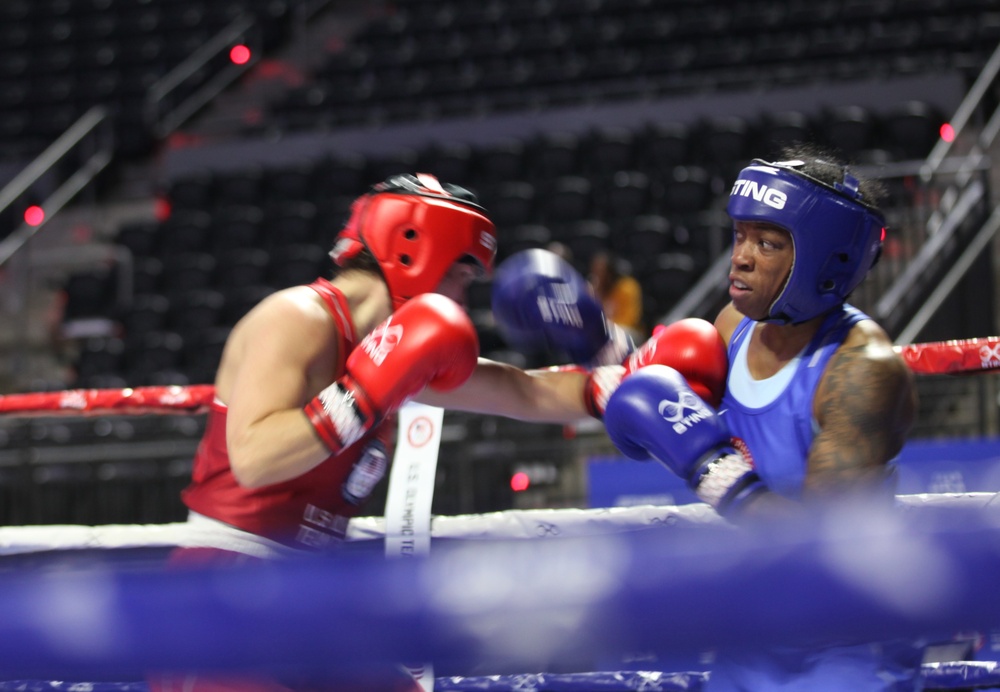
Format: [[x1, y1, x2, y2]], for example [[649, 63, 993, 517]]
[[535, 292, 585, 328], [658, 391, 714, 433], [362, 321, 404, 366]]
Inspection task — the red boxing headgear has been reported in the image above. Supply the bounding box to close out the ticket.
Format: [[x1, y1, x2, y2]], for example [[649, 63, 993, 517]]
[[330, 173, 498, 309]]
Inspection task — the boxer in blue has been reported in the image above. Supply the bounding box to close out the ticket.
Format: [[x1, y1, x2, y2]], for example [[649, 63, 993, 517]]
[[602, 144, 922, 690]]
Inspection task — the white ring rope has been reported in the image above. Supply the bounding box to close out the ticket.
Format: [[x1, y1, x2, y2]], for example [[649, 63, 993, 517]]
[[0, 492, 992, 555]]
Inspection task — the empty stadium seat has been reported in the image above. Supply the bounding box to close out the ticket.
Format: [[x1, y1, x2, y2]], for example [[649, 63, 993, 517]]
[[639, 252, 701, 317], [601, 169, 654, 221], [555, 218, 610, 267], [823, 104, 877, 157], [115, 219, 161, 259], [617, 214, 672, 267], [219, 284, 274, 326], [214, 247, 270, 288], [266, 244, 330, 290], [699, 116, 752, 171], [62, 270, 115, 321], [419, 142, 475, 183], [209, 206, 265, 253], [662, 165, 716, 216], [500, 224, 552, 259], [882, 100, 945, 160], [166, 171, 215, 212], [530, 132, 583, 178], [640, 120, 693, 170], [761, 110, 815, 157], [584, 126, 636, 173], [266, 201, 320, 249], [485, 181, 538, 228], [543, 175, 593, 226], [165, 288, 225, 336], [182, 325, 231, 384], [131, 257, 165, 296], [73, 336, 126, 385], [123, 330, 185, 385], [118, 293, 170, 337], [263, 162, 318, 205], [156, 210, 211, 257], [160, 252, 217, 298], [475, 139, 528, 183]]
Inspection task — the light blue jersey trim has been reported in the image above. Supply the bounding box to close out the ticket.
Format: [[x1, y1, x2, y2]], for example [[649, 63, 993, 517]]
[[720, 305, 868, 498]]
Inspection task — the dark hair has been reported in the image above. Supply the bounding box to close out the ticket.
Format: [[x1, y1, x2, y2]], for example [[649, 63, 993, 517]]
[[591, 250, 631, 282], [329, 245, 380, 278], [779, 143, 887, 208]]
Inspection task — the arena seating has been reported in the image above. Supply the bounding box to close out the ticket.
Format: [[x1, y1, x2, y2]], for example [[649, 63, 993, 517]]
[[271, 0, 999, 133], [0, 0, 303, 161]]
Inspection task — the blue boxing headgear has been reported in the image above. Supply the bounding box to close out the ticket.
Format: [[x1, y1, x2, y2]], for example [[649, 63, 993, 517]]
[[726, 159, 885, 325]]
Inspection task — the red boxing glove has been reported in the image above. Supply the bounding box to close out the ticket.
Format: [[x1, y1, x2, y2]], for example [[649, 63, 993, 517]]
[[585, 318, 728, 418], [625, 319, 728, 405], [305, 294, 479, 453]]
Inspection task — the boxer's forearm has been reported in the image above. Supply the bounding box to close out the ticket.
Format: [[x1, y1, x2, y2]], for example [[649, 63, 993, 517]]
[[417, 358, 590, 423]]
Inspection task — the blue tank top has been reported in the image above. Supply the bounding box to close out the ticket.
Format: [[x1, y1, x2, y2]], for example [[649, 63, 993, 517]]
[[711, 306, 923, 691], [720, 305, 869, 499]]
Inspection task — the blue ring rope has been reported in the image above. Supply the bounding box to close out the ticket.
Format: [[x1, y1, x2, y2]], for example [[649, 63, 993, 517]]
[[0, 500, 997, 681]]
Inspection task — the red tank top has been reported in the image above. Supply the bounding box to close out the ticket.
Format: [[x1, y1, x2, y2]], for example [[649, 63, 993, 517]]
[[181, 279, 391, 550]]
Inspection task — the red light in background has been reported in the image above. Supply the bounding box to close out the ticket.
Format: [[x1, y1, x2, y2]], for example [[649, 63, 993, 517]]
[[230, 44, 251, 65], [24, 205, 44, 226], [940, 123, 955, 143], [154, 197, 172, 222], [510, 472, 530, 492]]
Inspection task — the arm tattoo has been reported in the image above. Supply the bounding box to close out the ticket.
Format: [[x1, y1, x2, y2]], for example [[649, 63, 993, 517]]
[[807, 342, 916, 492]]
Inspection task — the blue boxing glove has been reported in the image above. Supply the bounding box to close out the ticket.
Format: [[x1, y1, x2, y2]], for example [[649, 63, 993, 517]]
[[603, 364, 766, 515], [491, 249, 634, 366]]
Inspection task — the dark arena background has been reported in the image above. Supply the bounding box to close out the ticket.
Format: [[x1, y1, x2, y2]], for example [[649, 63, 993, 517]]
[[2, 0, 1000, 689]]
